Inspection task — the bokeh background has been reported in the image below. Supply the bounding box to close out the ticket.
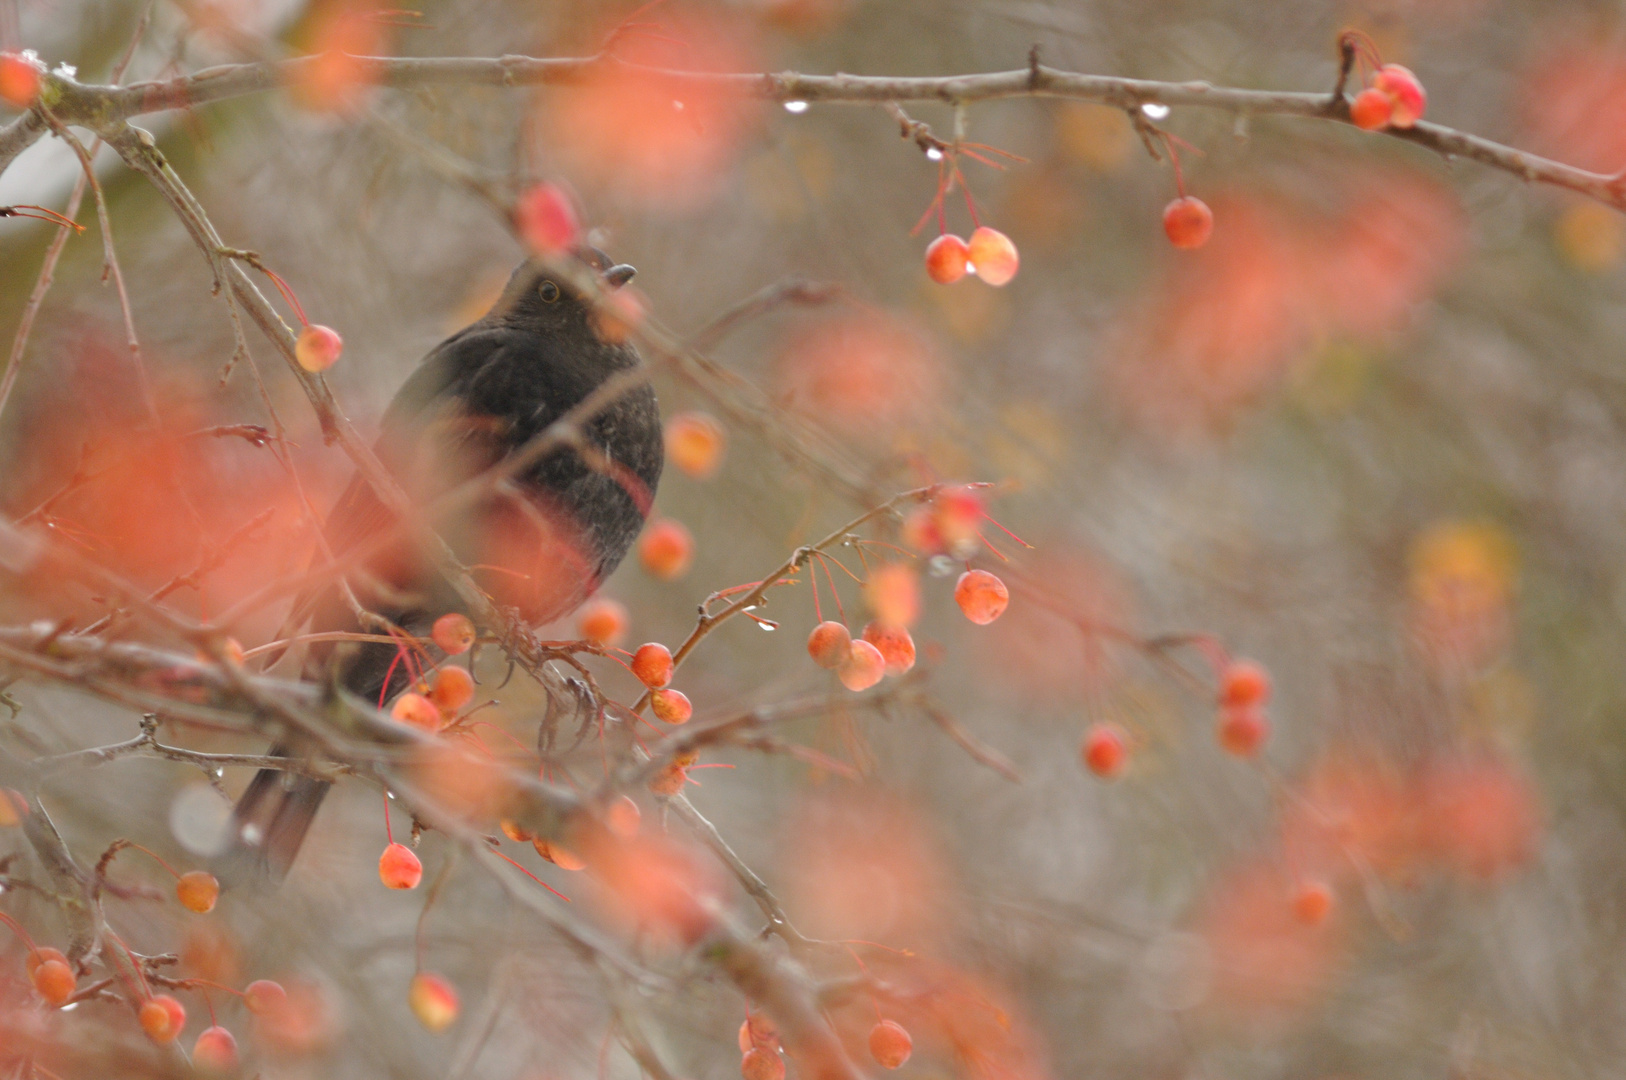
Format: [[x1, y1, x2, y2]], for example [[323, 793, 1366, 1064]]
[[3, 0, 1626, 1077]]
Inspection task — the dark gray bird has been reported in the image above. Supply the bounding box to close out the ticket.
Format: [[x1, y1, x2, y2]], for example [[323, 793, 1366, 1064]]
[[230, 250, 663, 879]]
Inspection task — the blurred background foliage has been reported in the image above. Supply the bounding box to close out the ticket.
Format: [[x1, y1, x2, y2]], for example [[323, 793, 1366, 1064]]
[[3, 0, 1626, 1077]]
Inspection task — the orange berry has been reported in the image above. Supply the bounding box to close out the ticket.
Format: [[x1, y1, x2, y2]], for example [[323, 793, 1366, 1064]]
[[140, 994, 187, 1043], [606, 794, 642, 836], [0, 53, 41, 108], [408, 971, 459, 1033], [500, 818, 534, 843], [954, 569, 1009, 625], [533, 837, 587, 870], [861, 621, 916, 675], [631, 643, 674, 688], [1218, 659, 1271, 708], [244, 979, 287, 1015], [429, 666, 476, 713], [1163, 196, 1213, 249], [741, 1047, 786, 1080], [431, 613, 476, 655], [26, 947, 66, 978], [868, 1019, 913, 1069], [924, 233, 970, 284], [176, 870, 220, 914], [31, 958, 74, 1006], [1349, 86, 1393, 130], [738, 1012, 780, 1052], [193, 1025, 239, 1072], [514, 183, 580, 255], [592, 287, 646, 344], [666, 412, 727, 479], [650, 688, 693, 724], [391, 691, 443, 732], [900, 506, 943, 555], [838, 639, 886, 691], [967, 226, 1020, 286], [865, 563, 921, 627], [806, 621, 852, 669], [639, 519, 694, 580], [1082, 723, 1128, 779], [1217, 705, 1270, 757], [294, 324, 343, 372], [379, 842, 423, 889], [932, 485, 984, 555], [1293, 880, 1335, 926], [577, 597, 630, 646], [1373, 63, 1426, 127], [650, 750, 699, 797]]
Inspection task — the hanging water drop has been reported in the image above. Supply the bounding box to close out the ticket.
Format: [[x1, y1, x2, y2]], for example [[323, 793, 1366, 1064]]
[[784, 100, 809, 114]]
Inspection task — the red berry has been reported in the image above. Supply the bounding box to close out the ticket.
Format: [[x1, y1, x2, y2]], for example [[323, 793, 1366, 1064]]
[[741, 1046, 786, 1080], [1082, 723, 1128, 779], [408, 971, 459, 1032], [839, 639, 886, 691], [140, 994, 186, 1043], [650, 688, 693, 724], [861, 621, 916, 676], [244, 979, 287, 1015], [26, 947, 66, 978], [429, 666, 475, 713], [1349, 86, 1393, 130], [606, 794, 642, 836], [954, 569, 1009, 625], [924, 234, 970, 284], [533, 837, 587, 870], [193, 1025, 239, 1073], [391, 691, 443, 732], [500, 818, 534, 842], [1218, 659, 1271, 708], [294, 324, 343, 372], [176, 869, 220, 914], [866, 563, 921, 627], [631, 642, 675, 688], [1163, 196, 1214, 250], [640, 519, 694, 580], [379, 842, 423, 889], [577, 597, 630, 646], [806, 621, 852, 669], [666, 412, 727, 478], [515, 183, 580, 255], [1216, 705, 1270, 757], [432, 613, 476, 655], [1293, 880, 1334, 926], [31, 958, 74, 1006], [868, 1019, 913, 1069], [738, 1012, 780, 1052], [967, 226, 1020, 286], [1373, 63, 1426, 127], [0, 53, 41, 108]]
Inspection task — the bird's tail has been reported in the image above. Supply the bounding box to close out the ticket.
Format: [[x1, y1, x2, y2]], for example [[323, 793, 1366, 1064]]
[[222, 626, 419, 883]]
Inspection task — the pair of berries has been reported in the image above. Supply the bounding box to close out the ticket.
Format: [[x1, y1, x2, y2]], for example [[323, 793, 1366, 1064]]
[[925, 227, 1020, 286], [1350, 64, 1427, 131]]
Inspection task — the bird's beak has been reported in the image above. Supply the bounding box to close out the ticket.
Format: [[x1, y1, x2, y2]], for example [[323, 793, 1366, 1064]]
[[604, 264, 636, 289]]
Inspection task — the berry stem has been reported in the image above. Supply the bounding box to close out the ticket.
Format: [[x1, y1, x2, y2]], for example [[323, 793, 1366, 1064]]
[[0, 910, 37, 951]]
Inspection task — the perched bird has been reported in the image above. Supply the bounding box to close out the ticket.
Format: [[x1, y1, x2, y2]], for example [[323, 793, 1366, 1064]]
[[230, 249, 663, 879]]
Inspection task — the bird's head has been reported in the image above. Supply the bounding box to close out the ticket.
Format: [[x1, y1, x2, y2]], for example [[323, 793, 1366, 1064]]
[[491, 247, 637, 337]]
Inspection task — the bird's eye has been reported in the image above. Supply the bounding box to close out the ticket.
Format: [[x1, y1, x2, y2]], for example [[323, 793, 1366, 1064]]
[[538, 280, 561, 303]]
